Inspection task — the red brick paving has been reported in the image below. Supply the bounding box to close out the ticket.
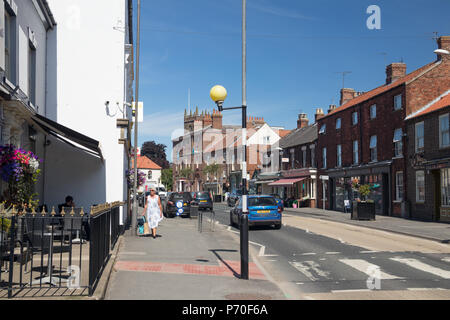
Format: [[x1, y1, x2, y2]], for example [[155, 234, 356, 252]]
[[114, 260, 266, 280]]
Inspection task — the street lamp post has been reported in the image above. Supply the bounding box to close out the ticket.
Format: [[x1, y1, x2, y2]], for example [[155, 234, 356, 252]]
[[210, 86, 249, 280]]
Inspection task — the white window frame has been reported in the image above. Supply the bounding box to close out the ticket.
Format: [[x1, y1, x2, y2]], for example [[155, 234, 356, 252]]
[[415, 122, 424, 153], [394, 94, 402, 111], [416, 171, 425, 203], [441, 168, 450, 207], [336, 118, 341, 130], [393, 128, 403, 157], [322, 148, 327, 169], [370, 104, 377, 119], [337, 145, 342, 168], [352, 112, 358, 125], [319, 124, 326, 134], [353, 140, 359, 165], [439, 114, 450, 149], [396, 171, 404, 201]]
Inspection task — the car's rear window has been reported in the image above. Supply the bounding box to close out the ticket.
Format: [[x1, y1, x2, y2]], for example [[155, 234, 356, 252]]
[[170, 193, 192, 202], [248, 197, 277, 207], [196, 192, 210, 199]]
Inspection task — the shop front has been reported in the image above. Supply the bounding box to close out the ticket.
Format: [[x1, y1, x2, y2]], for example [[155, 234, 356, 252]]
[[423, 159, 450, 223], [327, 161, 391, 215], [271, 169, 317, 208]]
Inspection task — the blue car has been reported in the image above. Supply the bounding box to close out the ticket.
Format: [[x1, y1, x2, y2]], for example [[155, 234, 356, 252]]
[[270, 194, 284, 211], [230, 195, 282, 229]]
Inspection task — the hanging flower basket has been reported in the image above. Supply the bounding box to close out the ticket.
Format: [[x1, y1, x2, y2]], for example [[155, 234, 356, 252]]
[[0, 145, 41, 210]]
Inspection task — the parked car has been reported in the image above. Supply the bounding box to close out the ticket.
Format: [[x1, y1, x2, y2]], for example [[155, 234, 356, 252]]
[[227, 190, 243, 207], [270, 194, 284, 211], [230, 195, 282, 229], [165, 192, 193, 218], [192, 191, 213, 211], [157, 186, 168, 199]]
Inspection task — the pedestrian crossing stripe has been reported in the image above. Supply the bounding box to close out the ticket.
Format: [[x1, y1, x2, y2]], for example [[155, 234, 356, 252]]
[[390, 257, 450, 279], [289, 261, 331, 281], [339, 259, 402, 280]]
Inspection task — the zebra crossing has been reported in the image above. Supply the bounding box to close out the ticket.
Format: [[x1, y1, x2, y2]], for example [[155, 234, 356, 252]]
[[286, 254, 450, 292]]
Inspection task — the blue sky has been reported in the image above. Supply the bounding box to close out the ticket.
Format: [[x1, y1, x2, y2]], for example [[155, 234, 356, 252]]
[[134, 0, 450, 160]]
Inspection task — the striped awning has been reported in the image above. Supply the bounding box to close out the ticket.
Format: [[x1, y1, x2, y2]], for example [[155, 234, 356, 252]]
[[268, 178, 305, 186]]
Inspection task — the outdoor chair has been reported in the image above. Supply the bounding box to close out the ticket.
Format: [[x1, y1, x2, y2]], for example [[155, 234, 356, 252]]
[[62, 209, 85, 244], [22, 215, 71, 274]]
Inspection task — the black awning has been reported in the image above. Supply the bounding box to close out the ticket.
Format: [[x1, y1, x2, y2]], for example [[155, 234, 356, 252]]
[[32, 114, 103, 160]]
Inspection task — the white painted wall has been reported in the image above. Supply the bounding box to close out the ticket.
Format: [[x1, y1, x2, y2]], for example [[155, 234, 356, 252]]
[[44, 0, 132, 223]]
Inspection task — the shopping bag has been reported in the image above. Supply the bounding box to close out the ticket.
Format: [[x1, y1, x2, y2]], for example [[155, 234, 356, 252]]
[[143, 221, 151, 236], [137, 216, 146, 236]]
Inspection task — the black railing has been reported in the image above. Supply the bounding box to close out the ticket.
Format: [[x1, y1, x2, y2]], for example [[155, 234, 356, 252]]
[[0, 202, 124, 299], [111, 206, 120, 249]]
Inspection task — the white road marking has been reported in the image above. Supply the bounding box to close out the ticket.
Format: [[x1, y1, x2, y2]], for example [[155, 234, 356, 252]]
[[258, 245, 278, 257], [265, 260, 277, 262], [339, 259, 402, 279], [390, 257, 450, 279], [442, 257, 450, 263], [120, 252, 146, 256], [325, 252, 341, 255], [296, 282, 304, 285], [331, 289, 372, 293], [289, 261, 331, 281], [299, 253, 316, 256], [360, 251, 379, 254]]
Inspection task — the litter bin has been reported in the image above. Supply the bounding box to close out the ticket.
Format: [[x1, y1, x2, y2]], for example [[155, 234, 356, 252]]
[[214, 195, 222, 203], [190, 205, 199, 219]]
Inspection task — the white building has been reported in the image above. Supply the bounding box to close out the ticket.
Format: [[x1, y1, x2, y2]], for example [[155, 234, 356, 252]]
[[0, 1, 134, 229], [0, 0, 56, 202], [132, 155, 162, 193], [43, 0, 134, 225]]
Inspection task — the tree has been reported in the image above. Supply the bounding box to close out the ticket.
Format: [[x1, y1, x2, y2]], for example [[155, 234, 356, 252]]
[[141, 141, 170, 169], [179, 167, 194, 180], [204, 163, 221, 181], [161, 168, 173, 191]]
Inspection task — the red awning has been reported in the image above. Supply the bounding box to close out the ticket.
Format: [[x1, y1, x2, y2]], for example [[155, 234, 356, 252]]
[[268, 178, 306, 186]]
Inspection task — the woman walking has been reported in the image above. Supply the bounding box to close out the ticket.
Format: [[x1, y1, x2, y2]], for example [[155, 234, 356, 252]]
[[143, 187, 163, 239]]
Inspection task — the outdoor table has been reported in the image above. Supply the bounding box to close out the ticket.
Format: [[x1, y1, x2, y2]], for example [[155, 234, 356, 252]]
[[31, 226, 67, 286]]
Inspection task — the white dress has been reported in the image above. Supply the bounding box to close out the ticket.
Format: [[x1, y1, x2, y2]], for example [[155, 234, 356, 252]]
[[147, 195, 162, 229]]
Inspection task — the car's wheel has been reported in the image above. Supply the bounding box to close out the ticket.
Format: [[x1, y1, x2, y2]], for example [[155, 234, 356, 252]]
[[274, 223, 282, 230]]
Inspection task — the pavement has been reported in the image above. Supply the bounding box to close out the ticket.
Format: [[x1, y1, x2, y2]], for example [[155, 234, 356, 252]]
[[284, 207, 450, 243], [104, 208, 287, 300]]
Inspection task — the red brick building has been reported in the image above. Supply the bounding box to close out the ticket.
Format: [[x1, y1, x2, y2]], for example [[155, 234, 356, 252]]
[[405, 91, 450, 222], [317, 36, 450, 217]]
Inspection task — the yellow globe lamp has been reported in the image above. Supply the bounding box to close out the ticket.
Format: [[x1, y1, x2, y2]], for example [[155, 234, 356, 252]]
[[210, 85, 227, 110]]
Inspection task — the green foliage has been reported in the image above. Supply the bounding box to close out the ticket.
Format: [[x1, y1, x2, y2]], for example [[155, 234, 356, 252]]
[[358, 184, 371, 200], [204, 163, 221, 179], [179, 168, 194, 179], [162, 168, 173, 190]]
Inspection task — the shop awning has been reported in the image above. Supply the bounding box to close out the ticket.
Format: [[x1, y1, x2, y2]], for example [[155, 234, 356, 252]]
[[31, 114, 104, 160], [255, 180, 276, 185], [268, 178, 305, 186]]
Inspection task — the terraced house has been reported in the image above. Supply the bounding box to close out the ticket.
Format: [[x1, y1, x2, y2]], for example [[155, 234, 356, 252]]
[[317, 36, 450, 219]]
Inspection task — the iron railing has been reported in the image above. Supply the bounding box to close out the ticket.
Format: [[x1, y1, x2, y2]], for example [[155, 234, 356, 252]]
[[0, 202, 124, 299]]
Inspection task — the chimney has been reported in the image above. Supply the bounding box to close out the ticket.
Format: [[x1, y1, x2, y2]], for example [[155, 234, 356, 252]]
[[297, 113, 309, 129], [212, 110, 223, 130], [437, 36, 450, 61], [386, 63, 407, 85], [328, 105, 337, 114], [340, 88, 356, 106], [315, 108, 325, 123]]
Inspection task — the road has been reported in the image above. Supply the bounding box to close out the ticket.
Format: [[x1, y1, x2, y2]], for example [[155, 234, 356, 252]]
[[211, 203, 450, 299]]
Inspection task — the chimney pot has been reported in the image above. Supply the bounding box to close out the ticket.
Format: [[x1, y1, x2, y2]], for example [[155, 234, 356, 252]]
[[315, 108, 325, 122], [297, 113, 309, 129]]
